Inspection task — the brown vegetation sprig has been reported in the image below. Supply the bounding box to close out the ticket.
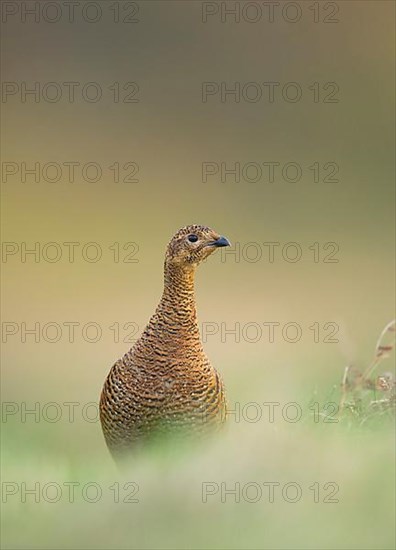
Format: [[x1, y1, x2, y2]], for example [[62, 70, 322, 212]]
[[338, 320, 395, 419]]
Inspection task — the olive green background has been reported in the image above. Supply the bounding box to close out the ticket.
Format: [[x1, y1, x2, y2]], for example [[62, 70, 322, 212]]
[[1, 1, 395, 549]]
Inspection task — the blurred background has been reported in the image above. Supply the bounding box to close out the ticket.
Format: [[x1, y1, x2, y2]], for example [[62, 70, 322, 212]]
[[1, 1, 395, 549]]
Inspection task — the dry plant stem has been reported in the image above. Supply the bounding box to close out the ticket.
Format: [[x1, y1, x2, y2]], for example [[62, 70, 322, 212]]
[[338, 365, 351, 414], [363, 320, 396, 379], [338, 320, 395, 418]]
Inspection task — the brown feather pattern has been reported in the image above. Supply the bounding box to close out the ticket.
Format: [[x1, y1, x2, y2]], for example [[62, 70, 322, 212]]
[[99, 225, 229, 457]]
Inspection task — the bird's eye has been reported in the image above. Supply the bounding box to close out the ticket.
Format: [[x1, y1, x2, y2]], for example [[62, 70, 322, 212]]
[[187, 234, 198, 243]]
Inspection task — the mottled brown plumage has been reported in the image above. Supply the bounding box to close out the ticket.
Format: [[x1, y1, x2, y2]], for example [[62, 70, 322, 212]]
[[100, 225, 230, 457]]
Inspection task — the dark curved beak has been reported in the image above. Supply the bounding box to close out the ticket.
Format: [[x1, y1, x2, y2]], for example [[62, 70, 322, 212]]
[[209, 236, 231, 247]]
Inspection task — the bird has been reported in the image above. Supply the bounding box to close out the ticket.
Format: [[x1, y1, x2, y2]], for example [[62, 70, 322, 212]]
[[99, 224, 230, 458]]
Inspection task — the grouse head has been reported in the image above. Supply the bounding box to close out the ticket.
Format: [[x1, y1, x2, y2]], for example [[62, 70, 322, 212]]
[[165, 225, 230, 269]]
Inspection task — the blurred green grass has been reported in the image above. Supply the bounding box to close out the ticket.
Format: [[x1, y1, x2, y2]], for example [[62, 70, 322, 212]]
[[2, 360, 395, 550]]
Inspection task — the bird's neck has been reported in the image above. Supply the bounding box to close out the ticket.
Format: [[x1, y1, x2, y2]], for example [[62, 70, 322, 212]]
[[159, 263, 198, 325]]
